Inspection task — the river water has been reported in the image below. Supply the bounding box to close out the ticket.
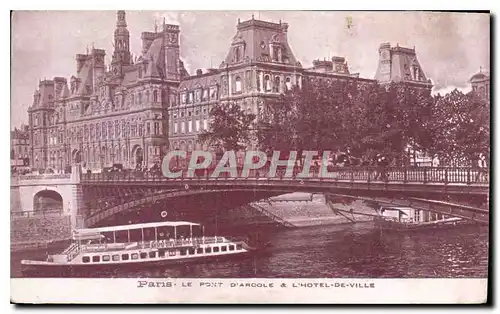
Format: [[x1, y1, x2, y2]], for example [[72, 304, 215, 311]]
[[11, 222, 488, 278]]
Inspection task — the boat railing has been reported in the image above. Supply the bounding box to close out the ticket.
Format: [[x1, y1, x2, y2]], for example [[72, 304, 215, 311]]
[[63, 236, 233, 257], [79, 242, 128, 253], [142, 236, 229, 249], [63, 243, 81, 261]]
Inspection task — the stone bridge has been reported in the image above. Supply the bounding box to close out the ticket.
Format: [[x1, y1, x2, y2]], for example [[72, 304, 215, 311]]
[[80, 166, 489, 226]]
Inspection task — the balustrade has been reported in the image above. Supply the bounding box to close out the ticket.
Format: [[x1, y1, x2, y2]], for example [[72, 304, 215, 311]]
[[81, 167, 489, 185]]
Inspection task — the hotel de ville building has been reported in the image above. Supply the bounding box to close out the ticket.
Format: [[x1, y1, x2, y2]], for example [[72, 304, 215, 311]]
[[27, 11, 432, 172]]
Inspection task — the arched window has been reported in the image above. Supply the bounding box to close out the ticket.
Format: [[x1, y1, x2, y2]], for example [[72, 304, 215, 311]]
[[264, 75, 271, 92], [153, 90, 158, 103], [273, 76, 281, 93], [479, 86, 485, 98], [235, 77, 242, 93], [285, 77, 292, 91]]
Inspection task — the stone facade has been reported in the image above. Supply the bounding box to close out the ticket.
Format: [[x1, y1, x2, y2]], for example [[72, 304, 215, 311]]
[[470, 69, 490, 100], [11, 125, 29, 165], [27, 12, 433, 170], [28, 11, 185, 171]]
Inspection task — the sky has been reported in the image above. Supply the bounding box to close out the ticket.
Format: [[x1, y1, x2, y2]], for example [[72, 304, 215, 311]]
[[11, 11, 490, 128]]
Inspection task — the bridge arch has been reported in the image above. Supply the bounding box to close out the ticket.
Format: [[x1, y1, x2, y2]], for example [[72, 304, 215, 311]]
[[84, 186, 488, 227], [85, 189, 282, 227], [33, 189, 63, 213]]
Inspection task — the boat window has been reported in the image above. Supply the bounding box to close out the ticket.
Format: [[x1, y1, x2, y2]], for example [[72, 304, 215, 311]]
[[149, 251, 156, 258], [92, 255, 100, 263], [169, 250, 176, 256], [196, 248, 203, 254], [131, 253, 139, 260], [213, 247, 220, 253], [82, 256, 90, 263], [102, 232, 114, 243], [143, 227, 156, 241], [129, 229, 142, 242], [140, 252, 148, 259], [180, 248, 187, 256], [112, 254, 120, 261], [159, 249, 166, 258], [236, 244, 242, 250], [122, 254, 129, 261], [205, 247, 212, 253], [221, 246, 227, 252], [115, 230, 129, 243], [229, 245, 235, 251], [188, 248, 195, 255], [102, 255, 111, 262]]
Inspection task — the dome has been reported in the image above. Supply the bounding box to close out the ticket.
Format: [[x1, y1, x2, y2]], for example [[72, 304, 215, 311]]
[[470, 71, 490, 83]]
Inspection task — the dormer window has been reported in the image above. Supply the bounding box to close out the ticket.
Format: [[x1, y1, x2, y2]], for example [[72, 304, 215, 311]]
[[414, 66, 420, 81], [234, 46, 241, 63], [181, 93, 187, 104], [273, 46, 280, 62]]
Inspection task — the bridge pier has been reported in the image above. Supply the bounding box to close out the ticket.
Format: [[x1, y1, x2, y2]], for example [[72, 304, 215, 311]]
[[11, 164, 86, 229]]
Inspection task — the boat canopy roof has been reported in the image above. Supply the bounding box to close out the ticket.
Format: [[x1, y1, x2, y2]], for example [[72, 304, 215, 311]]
[[75, 221, 201, 234], [381, 206, 414, 211], [72, 232, 105, 241]]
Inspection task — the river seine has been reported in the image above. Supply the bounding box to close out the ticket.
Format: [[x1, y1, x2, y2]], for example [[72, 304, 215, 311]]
[[11, 222, 488, 278]]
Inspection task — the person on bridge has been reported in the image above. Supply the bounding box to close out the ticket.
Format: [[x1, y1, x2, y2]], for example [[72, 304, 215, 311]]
[[373, 154, 389, 180], [476, 153, 488, 182]]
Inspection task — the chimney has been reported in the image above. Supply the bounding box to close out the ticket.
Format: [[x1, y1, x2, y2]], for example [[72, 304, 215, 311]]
[[196, 69, 203, 76]]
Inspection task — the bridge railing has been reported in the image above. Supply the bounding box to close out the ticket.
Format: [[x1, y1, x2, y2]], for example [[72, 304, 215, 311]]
[[81, 166, 489, 185], [11, 209, 66, 218], [16, 174, 71, 181]]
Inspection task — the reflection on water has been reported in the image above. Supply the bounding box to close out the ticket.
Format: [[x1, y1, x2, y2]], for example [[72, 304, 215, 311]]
[[11, 222, 488, 278]]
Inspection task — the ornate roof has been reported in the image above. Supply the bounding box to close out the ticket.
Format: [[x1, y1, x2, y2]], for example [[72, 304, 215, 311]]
[[470, 71, 490, 83]]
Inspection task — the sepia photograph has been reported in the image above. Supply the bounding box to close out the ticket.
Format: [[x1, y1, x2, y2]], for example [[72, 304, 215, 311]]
[[9, 9, 490, 304]]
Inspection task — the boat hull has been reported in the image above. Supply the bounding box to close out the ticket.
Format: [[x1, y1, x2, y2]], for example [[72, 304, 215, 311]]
[[21, 248, 262, 277], [374, 217, 475, 232]]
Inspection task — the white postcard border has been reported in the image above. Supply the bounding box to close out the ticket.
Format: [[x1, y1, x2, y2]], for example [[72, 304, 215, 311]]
[[11, 278, 487, 304]]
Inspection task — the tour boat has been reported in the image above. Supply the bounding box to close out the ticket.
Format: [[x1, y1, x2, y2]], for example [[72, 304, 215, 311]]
[[20, 221, 261, 275], [374, 206, 470, 232]]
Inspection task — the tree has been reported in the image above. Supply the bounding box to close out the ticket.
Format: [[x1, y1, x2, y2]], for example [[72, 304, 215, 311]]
[[424, 89, 490, 165], [199, 102, 256, 153], [257, 79, 363, 161]]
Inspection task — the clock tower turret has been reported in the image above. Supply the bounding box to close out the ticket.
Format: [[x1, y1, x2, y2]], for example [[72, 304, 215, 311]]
[[111, 10, 131, 76]]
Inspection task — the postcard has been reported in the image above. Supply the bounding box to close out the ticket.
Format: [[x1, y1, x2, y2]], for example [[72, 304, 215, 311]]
[[10, 10, 489, 304]]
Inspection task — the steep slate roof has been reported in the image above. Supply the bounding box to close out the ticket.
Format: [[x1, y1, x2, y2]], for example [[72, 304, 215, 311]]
[[76, 59, 94, 95], [122, 67, 138, 85], [389, 46, 428, 83], [179, 72, 221, 90], [144, 36, 165, 78], [223, 18, 299, 66]]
